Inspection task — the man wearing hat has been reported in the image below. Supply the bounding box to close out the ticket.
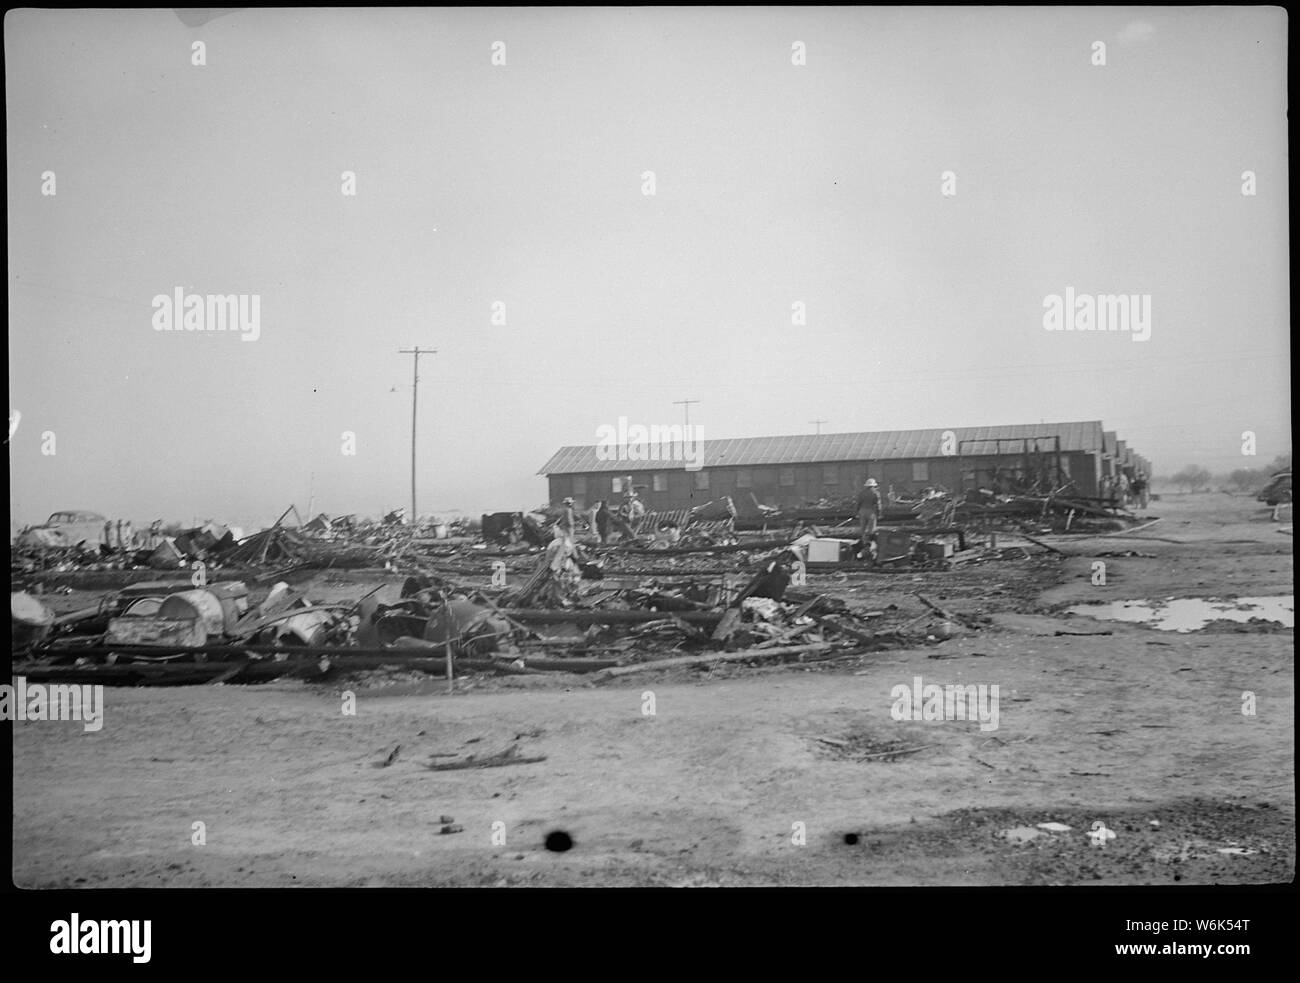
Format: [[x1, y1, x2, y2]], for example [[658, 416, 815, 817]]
[[545, 497, 583, 587], [610, 485, 645, 543], [555, 497, 578, 544], [856, 477, 881, 558]]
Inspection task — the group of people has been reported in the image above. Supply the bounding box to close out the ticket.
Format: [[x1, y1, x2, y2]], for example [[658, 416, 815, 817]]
[[1101, 470, 1149, 510], [553, 469, 1150, 564], [102, 518, 135, 551], [101, 518, 169, 552], [544, 488, 648, 590], [551, 488, 647, 547]]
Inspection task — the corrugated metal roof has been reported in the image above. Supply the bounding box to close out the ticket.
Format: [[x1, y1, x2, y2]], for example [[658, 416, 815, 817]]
[[539, 421, 1106, 475]]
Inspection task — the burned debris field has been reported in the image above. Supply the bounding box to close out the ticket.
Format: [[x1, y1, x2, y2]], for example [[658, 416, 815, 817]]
[[6, 8, 1290, 901], [11, 490, 1294, 887]]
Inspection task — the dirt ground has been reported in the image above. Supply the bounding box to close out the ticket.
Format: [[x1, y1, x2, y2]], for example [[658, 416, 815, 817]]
[[12, 494, 1293, 887]]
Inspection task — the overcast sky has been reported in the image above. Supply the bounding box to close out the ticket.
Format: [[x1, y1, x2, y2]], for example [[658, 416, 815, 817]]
[[6, 7, 1289, 530]]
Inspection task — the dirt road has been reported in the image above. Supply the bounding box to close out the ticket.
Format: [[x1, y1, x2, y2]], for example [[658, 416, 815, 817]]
[[12, 494, 1293, 886]]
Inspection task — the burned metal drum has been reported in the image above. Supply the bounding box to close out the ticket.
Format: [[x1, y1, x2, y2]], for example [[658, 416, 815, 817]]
[[205, 581, 249, 632], [424, 600, 508, 655], [122, 597, 166, 616], [274, 608, 335, 646], [158, 589, 227, 637], [109, 590, 210, 647], [12, 591, 55, 651]]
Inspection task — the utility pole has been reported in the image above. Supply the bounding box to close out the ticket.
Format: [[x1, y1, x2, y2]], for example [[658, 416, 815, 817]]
[[672, 399, 700, 429], [398, 346, 437, 526], [809, 419, 827, 435]]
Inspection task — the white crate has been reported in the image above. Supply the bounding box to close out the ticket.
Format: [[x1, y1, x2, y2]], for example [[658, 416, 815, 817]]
[[807, 538, 853, 563]]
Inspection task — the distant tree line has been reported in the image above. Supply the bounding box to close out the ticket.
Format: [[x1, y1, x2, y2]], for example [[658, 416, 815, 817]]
[[1162, 453, 1290, 494]]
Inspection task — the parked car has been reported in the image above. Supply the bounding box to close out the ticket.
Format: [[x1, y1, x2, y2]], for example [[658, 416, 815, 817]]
[[1256, 470, 1292, 506], [30, 510, 108, 548]]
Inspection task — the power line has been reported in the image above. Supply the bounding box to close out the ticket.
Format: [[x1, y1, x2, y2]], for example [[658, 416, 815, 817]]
[[672, 399, 700, 428]]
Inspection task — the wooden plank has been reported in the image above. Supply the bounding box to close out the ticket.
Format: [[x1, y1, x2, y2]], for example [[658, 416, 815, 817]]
[[1017, 533, 1067, 555], [207, 661, 249, 685], [916, 594, 966, 623], [855, 743, 938, 760], [622, 537, 794, 556], [1092, 518, 1163, 537], [594, 642, 832, 679], [506, 609, 724, 626], [425, 746, 547, 771], [817, 617, 897, 645], [788, 595, 824, 620], [710, 607, 742, 643]]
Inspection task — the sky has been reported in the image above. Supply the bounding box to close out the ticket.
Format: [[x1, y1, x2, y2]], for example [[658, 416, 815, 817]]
[[6, 7, 1290, 531]]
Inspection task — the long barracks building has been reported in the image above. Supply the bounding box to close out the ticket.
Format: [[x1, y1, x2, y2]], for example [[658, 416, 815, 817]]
[[539, 421, 1152, 514]]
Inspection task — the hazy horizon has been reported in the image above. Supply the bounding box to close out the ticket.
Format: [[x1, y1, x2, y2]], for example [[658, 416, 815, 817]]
[[7, 7, 1290, 532]]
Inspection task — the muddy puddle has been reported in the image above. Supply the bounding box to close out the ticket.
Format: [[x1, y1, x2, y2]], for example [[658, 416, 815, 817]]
[[1066, 595, 1293, 632]]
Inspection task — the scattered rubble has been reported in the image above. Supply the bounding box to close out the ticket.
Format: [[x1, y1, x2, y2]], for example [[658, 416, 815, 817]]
[[11, 487, 1161, 687]]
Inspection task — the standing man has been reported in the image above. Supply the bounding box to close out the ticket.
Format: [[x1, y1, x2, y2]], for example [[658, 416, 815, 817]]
[[546, 497, 581, 583], [555, 497, 578, 545], [624, 487, 646, 524], [605, 482, 642, 543], [856, 477, 881, 559], [1132, 471, 1149, 510], [593, 501, 612, 544]]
